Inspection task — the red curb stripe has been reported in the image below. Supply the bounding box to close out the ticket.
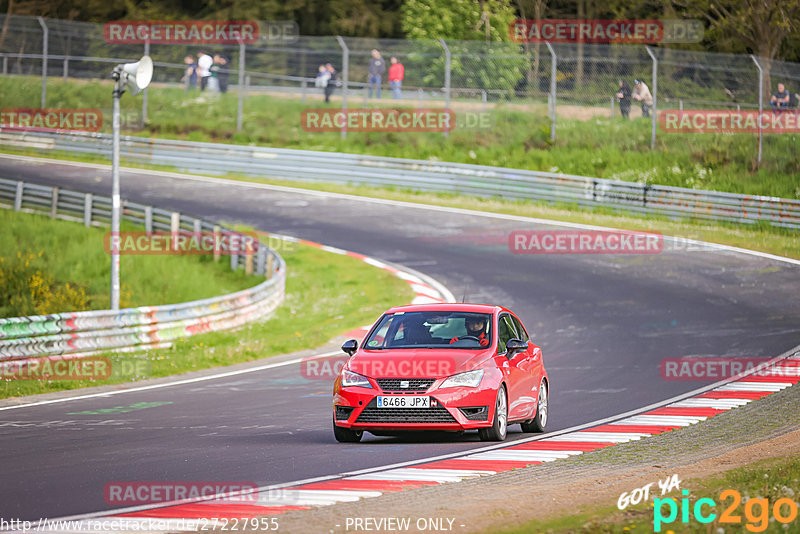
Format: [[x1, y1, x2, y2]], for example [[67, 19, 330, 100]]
[[646, 407, 727, 417], [117, 504, 309, 518], [699, 391, 771, 399], [412, 459, 538, 471], [294, 479, 440, 492], [732, 375, 800, 383], [505, 441, 615, 451], [589, 424, 681, 434]]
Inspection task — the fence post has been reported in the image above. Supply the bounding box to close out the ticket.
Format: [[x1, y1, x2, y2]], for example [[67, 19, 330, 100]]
[[335, 36, 349, 139], [170, 211, 180, 251], [142, 40, 150, 125], [213, 225, 221, 262], [14, 182, 23, 211], [50, 187, 59, 219], [245, 240, 254, 275], [750, 55, 763, 167], [439, 38, 451, 138], [545, 41, 556, 142], [230, 252, 238, 271], [237, 41, 245, 132], [84, 193, 92, 226], [266, 253, 274, 279], [37, 17, 48, 108], [645, 46, 657, 150], [2, 55, 7, 75], [610, 97, 614, 118], [193, 218, 201, 237], [301, 79, 306, 104], [63, 57, 68, 82]]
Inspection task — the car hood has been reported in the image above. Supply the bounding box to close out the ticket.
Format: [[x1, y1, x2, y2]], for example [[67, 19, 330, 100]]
[[347, 348, 494, 379]]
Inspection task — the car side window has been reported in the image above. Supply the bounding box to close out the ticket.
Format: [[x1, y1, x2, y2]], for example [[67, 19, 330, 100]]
[[497, 314, 516, 354], [511, 315, 529, 342]]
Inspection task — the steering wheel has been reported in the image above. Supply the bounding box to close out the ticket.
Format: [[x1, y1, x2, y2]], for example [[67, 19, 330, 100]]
[[458, 335, 480, 341]]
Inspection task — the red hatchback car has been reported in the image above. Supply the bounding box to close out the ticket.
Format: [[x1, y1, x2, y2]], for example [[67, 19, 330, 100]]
[[333, 304, 548, 442]]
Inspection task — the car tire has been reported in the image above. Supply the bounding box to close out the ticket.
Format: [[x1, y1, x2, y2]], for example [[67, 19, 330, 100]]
[[479, 385, 508, 441], [333, 415, 363, 443], [521, 379, 548, 433]]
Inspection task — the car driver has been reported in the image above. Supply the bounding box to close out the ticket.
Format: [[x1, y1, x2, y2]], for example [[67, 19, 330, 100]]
[[451, 316, 490, 346]]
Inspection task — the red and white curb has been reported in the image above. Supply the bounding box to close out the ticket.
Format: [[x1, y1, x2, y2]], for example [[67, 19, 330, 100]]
[[44, 352, 799, 532]]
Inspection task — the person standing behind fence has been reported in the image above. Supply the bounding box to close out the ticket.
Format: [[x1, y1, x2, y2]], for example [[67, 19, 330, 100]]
[[325, 63, 338, 103], [632, 79, 653, 118], [615, 80, 631, 119], [368, 49, 385, 99], [770, 83, 791, 113], [388, 56, 404, 100], [182, 55, 198, 92], [197, 51, 213, 91], [214, 54, 230, 94]]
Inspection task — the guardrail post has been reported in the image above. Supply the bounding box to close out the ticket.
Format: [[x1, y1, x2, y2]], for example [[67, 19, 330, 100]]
[[213, 225, 221, 262], [84, 193, 92, 226], [256, 247, 266, 275], [170, 211, 180, 251], [14, 182, 23, 211], [750, 55, 763, 167], [245, 240, 254, 275], [439, 38, 451, 138], [37, 17, 48, 108], [266, 253, 274, 279], [545, 41, 556, 142], [50, 187, 59, 219], [237, 41, 245, 132], [193, 219, 201, 246], [335, 36, 349, 140], [645, 46, 658, 150], [230, 251, 238, 271], [144, 206, 152, 234]]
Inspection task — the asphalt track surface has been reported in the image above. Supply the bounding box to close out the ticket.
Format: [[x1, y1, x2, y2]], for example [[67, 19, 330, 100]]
[[1, 155, 799, 521]]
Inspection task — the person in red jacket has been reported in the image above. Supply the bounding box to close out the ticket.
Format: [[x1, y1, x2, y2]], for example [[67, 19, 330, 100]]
[[389, 56, 405, 100]]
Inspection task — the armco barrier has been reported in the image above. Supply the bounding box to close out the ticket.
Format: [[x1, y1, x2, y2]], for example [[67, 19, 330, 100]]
[[0, 177, 286, 360], [2, 129, 799, 230]]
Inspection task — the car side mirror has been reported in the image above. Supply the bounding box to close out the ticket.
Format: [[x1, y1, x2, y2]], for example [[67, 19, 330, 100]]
[[341, 339, 358, 356], [506, 338, 528, 358]]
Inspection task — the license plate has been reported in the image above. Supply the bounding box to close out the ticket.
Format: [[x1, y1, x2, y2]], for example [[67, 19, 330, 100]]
[[377, 396, 430, 408]]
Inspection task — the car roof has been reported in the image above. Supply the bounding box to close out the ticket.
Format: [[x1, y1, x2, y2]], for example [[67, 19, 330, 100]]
[[384, 303, 505, 314]]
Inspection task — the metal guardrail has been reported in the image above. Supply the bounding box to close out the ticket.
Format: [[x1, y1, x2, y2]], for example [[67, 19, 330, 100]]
[[2, 129, 799, 230], [0, 176, 286, 360]]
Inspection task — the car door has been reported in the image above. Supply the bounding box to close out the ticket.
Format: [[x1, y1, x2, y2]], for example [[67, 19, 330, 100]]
[[497, 313, 535, 420], [511, 313, 542, 419]]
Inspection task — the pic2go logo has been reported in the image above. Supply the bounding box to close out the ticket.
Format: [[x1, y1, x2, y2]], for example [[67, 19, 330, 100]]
[[654, 489, 798, 532]]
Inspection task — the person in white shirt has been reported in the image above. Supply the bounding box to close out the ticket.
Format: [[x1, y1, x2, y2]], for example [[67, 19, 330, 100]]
[[633, 79, 653, 118], [197, 51, 213, 91]]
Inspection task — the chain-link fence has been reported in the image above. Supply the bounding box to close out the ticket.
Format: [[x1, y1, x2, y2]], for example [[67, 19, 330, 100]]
[[2, 14, 799, 161]]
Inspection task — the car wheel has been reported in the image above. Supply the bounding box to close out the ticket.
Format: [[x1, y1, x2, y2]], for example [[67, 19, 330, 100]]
[[521, 380, 548, 433], [479, 385, 508, 441], [333, 414, 363, 443]]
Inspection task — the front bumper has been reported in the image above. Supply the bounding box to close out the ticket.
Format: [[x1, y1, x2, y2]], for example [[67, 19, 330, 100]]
[[333, 385, 497, 431]]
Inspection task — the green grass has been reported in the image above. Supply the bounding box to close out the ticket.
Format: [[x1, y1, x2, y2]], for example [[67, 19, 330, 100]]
[[0, 226, 414, 399], [0, 209, 255, 315], [493, 454, 800, 534], [1, 75, 798, 199]]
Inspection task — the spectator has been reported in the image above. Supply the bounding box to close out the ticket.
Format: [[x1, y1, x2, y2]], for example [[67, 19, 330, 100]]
[[182, 55, 197, 91], [615, 79, 631, 119], [632, 79, 653, 118], [197, 51, 213, 91], [315, 64, 331, 92], [771, 83, 790, 113], [213, 54, 230, 94], [324, 63, 338, 103], [388, 56, 404, 99], [368, 49, 385, 99]]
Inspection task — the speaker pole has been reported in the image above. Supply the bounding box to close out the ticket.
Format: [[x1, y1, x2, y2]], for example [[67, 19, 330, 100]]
[[110, 67, 123, 311]]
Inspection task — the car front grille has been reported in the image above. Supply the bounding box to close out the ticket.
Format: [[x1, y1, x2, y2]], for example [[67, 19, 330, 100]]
[[356, 398, 457, 424], [375, 378, 435, 393]]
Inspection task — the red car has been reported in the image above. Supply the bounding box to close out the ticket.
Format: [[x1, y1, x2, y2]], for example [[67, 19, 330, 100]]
[[332, 303, 549, 442]]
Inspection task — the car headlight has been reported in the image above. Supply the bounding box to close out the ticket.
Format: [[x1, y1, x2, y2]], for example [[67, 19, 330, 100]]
[[341, 369, 373, 388], [438, 369, 484, 389]]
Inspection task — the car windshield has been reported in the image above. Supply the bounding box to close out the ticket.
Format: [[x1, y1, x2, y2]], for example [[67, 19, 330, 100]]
[[363, 311, 493, 350]]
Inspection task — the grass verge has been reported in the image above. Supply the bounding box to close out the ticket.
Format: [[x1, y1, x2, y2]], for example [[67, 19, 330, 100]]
[[0, 229, 414, 399], [495, 454, 800, 534], [1, 75, 798, 198]]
